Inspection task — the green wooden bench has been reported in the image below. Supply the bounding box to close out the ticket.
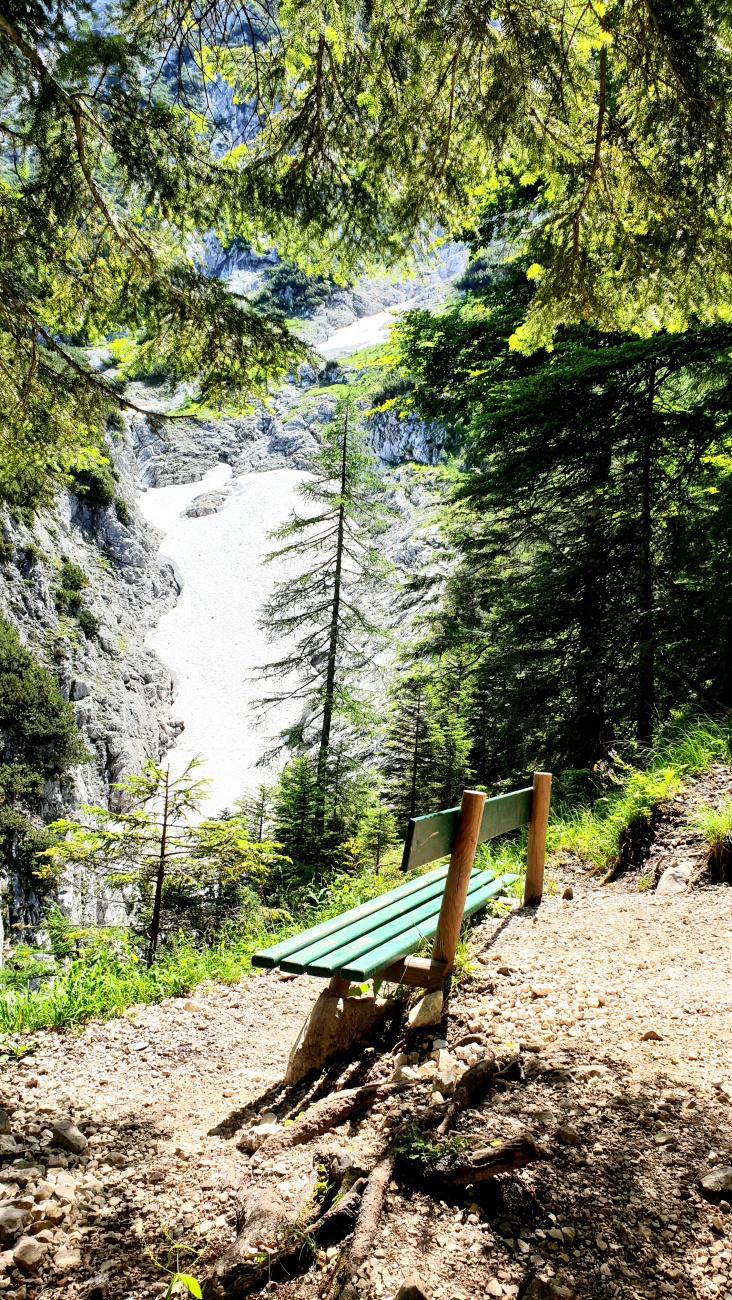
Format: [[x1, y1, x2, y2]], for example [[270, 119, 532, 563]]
[[253, 774, 552, 997]]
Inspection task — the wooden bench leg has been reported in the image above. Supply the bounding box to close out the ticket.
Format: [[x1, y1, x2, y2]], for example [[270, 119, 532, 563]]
[[523, 771, 552, 906], [328, 975, 351, 997], [432, 789, 487, 974]]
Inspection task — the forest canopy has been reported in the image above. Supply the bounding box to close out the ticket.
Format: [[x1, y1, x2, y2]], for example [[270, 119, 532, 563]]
[[5, 0, 732, 507]]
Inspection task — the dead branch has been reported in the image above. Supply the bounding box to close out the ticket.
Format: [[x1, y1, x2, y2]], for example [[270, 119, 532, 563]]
[[249, 1083, 401, 1160]]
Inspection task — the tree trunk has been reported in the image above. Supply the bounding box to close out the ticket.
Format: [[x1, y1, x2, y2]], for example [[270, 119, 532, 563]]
[[316, 407, 348, 833], [409, 680, 423, 819], [636, 362, 656, 750], [148, 765, 170, 965]]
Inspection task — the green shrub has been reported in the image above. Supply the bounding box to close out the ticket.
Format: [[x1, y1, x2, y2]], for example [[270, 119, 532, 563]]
[[58, 558, 87, 592], [692, 800, 732, 881], [77, 607, 99, 639], [114, 497, 131, 525], [251, 261, 333, 320], [367, 373, 415, 410], [70, 463, 115, 509], [106, 410, 125, 434]]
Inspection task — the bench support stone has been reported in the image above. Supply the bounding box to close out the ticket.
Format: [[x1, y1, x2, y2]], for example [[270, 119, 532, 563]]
[[284, 984, 392, 1085]]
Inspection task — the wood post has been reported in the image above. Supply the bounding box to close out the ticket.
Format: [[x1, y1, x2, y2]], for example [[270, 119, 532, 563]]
[[432, 789, 487, 973], [328, 974, 351, 997], [523, 771, 552, 906]]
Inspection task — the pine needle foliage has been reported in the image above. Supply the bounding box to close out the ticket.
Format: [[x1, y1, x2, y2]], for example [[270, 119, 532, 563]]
[[43, 758, 285, 960], [146, 0, 732, 344], [0, 0, 307, 505]]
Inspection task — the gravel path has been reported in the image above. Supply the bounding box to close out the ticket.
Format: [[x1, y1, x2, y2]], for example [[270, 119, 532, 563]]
[[1, 807, 732, 1300]]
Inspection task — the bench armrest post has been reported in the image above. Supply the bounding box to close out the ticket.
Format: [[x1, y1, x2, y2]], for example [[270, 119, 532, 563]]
[[432, 789, 487, 973], [523, 772, 552, 906]]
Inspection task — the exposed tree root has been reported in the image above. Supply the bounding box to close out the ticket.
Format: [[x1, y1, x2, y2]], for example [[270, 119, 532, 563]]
[[338, 1151, 396, 1300], [426, 1135, 544, 1190], [433, 1053, 496, 1135], [204, 1177, 320, 1298], [249, 1083, 401, 1160]]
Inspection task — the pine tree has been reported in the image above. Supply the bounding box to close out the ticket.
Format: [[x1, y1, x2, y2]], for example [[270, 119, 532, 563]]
[[258, 396, 391, 837], [382, 664, 474, 825], [236, 784, 275, 842], [44, 758, 283, 958], [271, 757, 319, 873], [395, 271, 732, 776], [357, 803, 398, 868], [161, 0, 732, 345]]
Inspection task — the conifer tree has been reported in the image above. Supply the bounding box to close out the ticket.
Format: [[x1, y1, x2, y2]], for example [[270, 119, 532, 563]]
[[382, 665, 474, 824], [357, 803, 398, 868], [395, 271, 732, 776], [45, 758, 282, 959], [236, 784, 275, 842], [258, 396, 391, 836], [271, 757, 319, 873]]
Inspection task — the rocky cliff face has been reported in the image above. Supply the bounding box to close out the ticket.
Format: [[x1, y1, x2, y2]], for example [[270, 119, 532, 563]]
[[365, 408, 447, 466], [0, 421, 182, 927]]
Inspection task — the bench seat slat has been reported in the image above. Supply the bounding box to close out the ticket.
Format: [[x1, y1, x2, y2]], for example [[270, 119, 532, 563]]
[[277, 867, 492, 975], [251, 862, 450, 969], [281, 867, 498, 976], [339, 873, 518, 982]]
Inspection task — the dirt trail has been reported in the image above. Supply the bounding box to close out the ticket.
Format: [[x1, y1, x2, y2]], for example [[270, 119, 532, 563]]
[[2, 794, 732, 1300]]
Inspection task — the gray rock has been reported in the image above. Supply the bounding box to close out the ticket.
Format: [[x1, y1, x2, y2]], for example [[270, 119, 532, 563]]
[[0, 1110, 11, 1136], [700, 1166, 732, 1202], [395, 1275, 431, 1300], [556, 1125, 582, 1146], [0, 1207, 29, 1243], [0, 1135, 20, 1156], [53, 1246, 82, 1270], [408, 991, 443, 1029], [656, 863, 692, 894], [13, 1234, 46, 1271], [51, 1119, 88, 1154], [183, 490, 230, 518]]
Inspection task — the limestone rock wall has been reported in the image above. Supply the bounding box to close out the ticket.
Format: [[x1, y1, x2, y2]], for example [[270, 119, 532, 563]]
[[0, 421, 181, 929]]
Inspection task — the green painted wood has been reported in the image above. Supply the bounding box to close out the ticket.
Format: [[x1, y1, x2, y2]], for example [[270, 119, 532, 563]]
[[400, 787, 534, 873], [479, 787, 533, 842], [278, 869, 466, 975], [286, 868, 499, 977], [339, 873, 518, 982], [400, 806, 459, 872], [251, 862, 450, 968]]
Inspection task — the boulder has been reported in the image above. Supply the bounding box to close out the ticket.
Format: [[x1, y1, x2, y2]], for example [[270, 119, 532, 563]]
[[700, 1166, 732, 1203], [656, 863, 692, 895], [0, 1206, 29, 1244], [0, 1110, 11, 1136], [285, 991, 393, 1085], [13, 1235, 46, 1271], [51, 1119, 88, 1154], [0, 1135, 20, 1157], [407, 991, 443, 1029]]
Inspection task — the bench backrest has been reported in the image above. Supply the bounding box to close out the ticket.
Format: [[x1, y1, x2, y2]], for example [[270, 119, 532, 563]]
[[401, 786, 534, 872]]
